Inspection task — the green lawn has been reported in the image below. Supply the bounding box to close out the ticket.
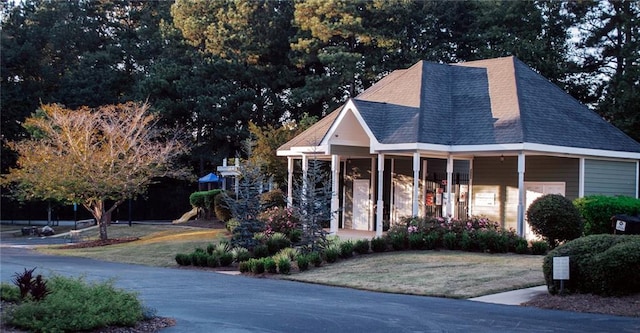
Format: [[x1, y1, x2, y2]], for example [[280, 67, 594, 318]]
[[15, 224, 544, 298]]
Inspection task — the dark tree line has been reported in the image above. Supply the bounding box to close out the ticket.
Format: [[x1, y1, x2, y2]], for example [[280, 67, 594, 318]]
[[2, 0, 638, 179]]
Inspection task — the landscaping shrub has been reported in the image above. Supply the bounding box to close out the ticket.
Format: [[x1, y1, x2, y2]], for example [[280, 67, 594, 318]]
[[308, 251, 323, 267], [339, 240, 355, 258], [175, 253, 191, 266], [226, 218, 240, 233], [232, 247, 252, 263], [7, 274, 145, 333], [476, 230, 508, 253], [296, 254, 310, 272], [288, 228, 302, 243], [263, 257, 277, 273], [266, 232, 291, 255], [353, 239, 370, 254], [574, 195, 640, 235], [530, 240, 549, 255], [442, 232, 457, 250], [1, 282, 21, 302], [246, 258, 265, 274], [258, 206, 299, 237], [219, 252, 234, 267], [260, 188, 287, 208], [190, 189, 222, 219], [206, 255, 219, 268], [276, 256, 292, 275], [527, 194, 584, 248], [276, 247, 298, 261], [238, 261, 250, 273], [459, 231, 474, 251], [388, 232, 407, 250], [11, 267, 49, 300], [206, 243, 216, 255], [323, 244, 340, 263], [543, 235, 640, 296], [424, 233, 439, 250], [514, 239, 530, 254], [214, 191, 233, 222], [370, 237, 387, 252], [253, 244, 270, 259], [190, 250, 209, 267], [408, 232, 426, 250]]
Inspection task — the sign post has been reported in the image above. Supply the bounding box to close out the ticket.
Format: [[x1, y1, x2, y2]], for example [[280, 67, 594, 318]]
[[553, 256, 570, 295]]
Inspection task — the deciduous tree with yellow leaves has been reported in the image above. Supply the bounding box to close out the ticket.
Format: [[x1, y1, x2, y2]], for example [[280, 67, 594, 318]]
[[1, 102, 192, 240]]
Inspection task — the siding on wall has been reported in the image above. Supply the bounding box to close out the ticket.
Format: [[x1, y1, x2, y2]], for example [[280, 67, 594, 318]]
[[584, 159, 637, 197], [472, 155, 580, 229], [472, 156, 519, 229], [525, 156, 579, 200]]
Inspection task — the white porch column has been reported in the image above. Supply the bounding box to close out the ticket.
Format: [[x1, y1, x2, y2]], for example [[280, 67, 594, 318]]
[[234, 158, 240, 194], [578, 158, 585, 198], [287, 157, 294, 207], [301, 154, 309, 202], [517, 152, 526, 237], [468, 158, 474, 217], [636, 161, 639, 199], [446, 155, 453, 218], [412, 152, 420, 217], [376, 154, 385, 237], [330, 154, 340, 234]]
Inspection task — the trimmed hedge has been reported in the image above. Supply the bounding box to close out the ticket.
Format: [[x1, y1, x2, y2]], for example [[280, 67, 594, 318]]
[[543, 234, 640, 296], [526, 194, 583, 248], [574, 195, 640, 235]]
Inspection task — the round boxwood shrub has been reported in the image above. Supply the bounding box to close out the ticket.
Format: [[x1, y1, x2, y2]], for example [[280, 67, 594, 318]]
[[542, 234, 640, 296], [370, 237, 387, 252], [527, 194, 584, 248]]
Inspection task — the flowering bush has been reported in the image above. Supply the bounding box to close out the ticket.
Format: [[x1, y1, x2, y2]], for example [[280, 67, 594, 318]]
[[258, 206, 299, 237], [385, 215, 526, 254]]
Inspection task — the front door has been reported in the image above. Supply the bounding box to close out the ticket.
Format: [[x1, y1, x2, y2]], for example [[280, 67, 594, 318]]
[[353, 179, 370, 230], [524, 182, 566, 240]]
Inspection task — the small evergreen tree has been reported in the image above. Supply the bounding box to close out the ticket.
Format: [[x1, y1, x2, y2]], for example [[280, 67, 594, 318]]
[[222, 141, 265, 249], [292, 158, 334, 253]]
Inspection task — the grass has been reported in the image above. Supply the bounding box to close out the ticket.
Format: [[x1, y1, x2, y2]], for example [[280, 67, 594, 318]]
[[11, 224, 545, 298], [280, 251, 544, 298], [38, 225, 229, 267]]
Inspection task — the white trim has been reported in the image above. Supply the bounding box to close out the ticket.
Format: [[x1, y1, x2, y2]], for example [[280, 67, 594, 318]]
[[330, 154, 340, 234], [468, 159, 474, 217], [376, 154, 385, 237], [412, 152, 420, 217], [578, 158, 585, 198], [636, 161, 639, 199], [321, 100, 381, 148], [287, 157, 294, 208], [366, 142, 640, 160], [370, 158, 376, 231], [446, 155, 453, 218], [517, 152, 526, 237]]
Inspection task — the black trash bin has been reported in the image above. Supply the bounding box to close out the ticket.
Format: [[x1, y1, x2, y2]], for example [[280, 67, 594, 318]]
[[611, 214, 640, 235]]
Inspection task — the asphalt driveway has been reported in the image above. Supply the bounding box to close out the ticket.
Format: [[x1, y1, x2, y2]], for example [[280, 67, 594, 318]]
[[1, 246, 639, 332]]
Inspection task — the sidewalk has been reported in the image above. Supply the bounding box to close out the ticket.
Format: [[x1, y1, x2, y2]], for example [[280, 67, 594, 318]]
[[469, 285, 548, 305]]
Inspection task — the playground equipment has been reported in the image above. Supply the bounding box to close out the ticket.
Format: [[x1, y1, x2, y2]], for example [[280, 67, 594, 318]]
[[173, 207, 198, 224]]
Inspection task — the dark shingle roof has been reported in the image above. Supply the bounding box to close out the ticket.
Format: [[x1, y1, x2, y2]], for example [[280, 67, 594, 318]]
[[279, 56, 640, 154]]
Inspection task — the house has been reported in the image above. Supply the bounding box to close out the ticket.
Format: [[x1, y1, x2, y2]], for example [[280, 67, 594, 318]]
[[277, 56, 640, 239]]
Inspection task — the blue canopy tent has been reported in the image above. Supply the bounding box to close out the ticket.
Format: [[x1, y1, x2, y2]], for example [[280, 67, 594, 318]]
[[198, 173, 221, 191]]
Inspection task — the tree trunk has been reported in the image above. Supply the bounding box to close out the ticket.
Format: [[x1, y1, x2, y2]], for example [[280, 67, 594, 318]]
[[88, 201, 109, 241]]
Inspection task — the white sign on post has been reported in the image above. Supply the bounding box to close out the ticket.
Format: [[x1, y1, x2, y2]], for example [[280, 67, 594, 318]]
[[553, 256, 570, 280], [616, 220, 627, 232]]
